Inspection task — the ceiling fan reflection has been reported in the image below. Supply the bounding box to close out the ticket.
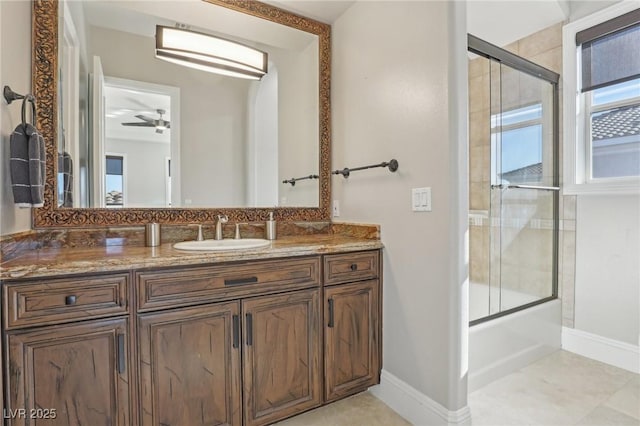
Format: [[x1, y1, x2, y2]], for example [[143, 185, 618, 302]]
[[121, 109, 170, 134]]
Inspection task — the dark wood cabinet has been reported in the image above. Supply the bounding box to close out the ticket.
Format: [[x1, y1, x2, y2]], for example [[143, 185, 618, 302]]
[[138, 301, 241, 426], [135, 257, 320, 312], [5, 318, 132, 426], [1, 335, 4, 426], [325, 279, 381, 402], [1, 249, 382, 426], [242, 289, 322, 426], [3, 274, 129, 330], [324, 251, 379, 286], [137, 285, 323, 426]]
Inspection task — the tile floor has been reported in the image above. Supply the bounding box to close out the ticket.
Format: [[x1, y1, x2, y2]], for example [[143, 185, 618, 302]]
[[275, 392, 409, 426], [469, 350, 639, 425], [276, 350, 639, 426]]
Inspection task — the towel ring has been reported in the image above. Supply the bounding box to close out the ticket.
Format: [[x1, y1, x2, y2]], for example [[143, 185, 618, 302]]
[[21, 95, 37, 127]]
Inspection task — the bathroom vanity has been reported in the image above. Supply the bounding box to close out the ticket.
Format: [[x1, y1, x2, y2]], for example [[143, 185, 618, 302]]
[[0, 1, 382, 423], [0, 237, 382, 426]]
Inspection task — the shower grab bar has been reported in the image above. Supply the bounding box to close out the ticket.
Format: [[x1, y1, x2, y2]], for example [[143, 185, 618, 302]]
[[491, 184, 560, 191]]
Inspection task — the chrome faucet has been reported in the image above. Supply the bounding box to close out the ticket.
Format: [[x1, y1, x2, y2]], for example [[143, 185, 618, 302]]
[[234, 223, 248, 240], [188, 224, 204, 241], [215, 215, 228, 240]]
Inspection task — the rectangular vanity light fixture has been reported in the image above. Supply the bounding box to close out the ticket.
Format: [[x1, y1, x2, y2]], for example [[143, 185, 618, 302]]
[[155, 25, 268, 80]]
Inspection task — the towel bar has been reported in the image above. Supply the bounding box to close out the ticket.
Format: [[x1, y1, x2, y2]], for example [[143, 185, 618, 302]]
[[332, 159, 399, 178], [283, 174, 319, 186], [3, 85, 35, 104], [3, 85, 37, 126]]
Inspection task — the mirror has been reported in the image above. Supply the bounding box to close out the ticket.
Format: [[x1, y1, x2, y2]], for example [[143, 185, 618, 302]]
[[33, 0, 330, 227]]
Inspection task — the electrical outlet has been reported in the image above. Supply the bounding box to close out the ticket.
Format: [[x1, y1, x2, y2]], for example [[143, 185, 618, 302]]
[[333, 200, 340, 217]]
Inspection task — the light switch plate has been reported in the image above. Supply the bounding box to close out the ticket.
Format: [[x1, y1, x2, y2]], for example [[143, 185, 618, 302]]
[[411, 187, 431, 212], [333, 199, 340, 217]]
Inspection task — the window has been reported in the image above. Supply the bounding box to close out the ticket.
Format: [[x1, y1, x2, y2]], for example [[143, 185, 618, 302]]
[[492, 103, 544, 185], [562, 3, 640, 194], [105, 155, 124, 206], [588, 79, 640, 179]]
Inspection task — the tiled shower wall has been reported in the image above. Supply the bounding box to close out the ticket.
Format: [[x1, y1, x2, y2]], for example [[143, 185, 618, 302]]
[[468, 23, 577, 326]]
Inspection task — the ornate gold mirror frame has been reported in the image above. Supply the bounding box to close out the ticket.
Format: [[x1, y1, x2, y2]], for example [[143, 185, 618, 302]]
[[32, 0, 331, 227]]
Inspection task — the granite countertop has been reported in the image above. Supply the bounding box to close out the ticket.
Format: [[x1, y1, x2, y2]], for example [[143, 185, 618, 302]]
[[0, 235, 383, 280]]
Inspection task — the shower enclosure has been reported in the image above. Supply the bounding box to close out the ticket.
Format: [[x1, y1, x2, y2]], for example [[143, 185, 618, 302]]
[[468, 35, 559, 324]]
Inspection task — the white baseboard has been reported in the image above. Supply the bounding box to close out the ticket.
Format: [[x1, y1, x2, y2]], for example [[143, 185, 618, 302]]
[[369, 370, 471, 426], [562, 327, 640, 374]]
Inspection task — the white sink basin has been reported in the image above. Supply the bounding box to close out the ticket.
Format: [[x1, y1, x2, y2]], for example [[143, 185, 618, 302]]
[[173, 238, 271, 251]]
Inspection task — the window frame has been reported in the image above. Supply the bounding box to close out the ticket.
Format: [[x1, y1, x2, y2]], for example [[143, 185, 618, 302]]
[[562, 1, 640, 195], [105, 153, 127, 207]]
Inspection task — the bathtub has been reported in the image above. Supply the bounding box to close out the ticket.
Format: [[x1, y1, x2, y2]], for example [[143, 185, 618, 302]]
[[468, 283, 561, 391]]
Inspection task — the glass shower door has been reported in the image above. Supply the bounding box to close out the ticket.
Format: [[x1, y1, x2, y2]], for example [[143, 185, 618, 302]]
[[468, 34, 559, 324], [489, 61, 558, 315]]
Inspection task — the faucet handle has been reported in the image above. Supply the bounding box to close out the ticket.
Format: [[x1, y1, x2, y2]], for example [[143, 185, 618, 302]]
[[234, 223, 248, 239], [217, 214, 229, 223], [188, 224, 204, 241]]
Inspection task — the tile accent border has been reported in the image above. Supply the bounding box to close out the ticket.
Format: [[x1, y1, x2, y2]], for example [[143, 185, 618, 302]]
[[562, 327, 640, 374], [370, 370, 471, 425]]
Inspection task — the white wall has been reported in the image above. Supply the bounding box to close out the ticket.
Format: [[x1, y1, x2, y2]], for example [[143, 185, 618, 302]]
[[1, 1, 32, 236], [277, 40, 319, 207], [332, 0, 468, 415], [574, 195, 640, 346], [248, 68, 279, 207], [106, 138, 170, 208]]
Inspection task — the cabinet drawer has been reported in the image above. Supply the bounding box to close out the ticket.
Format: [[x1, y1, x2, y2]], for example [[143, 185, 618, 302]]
[[323, 251, 379, 285], [3, 273, 129, 330], [136, 256, 321, 311]]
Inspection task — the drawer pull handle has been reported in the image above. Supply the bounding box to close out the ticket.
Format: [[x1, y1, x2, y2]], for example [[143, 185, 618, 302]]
[[117, 334, 126, 374], [350, 264, 358, 271], [65, 295, 77, 305], [225, 276, 258, 286], [246, 313, 253, 346], [328, 298, 334, 328], [232, 315, 240, 349]]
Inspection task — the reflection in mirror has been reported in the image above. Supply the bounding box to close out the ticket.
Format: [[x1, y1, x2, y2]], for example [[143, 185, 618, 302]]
[[58, 0, 320, 209]]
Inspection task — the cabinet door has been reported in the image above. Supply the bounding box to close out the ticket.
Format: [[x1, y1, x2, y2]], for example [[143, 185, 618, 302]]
[[1, 333, 3, 426], [138, 301, 241, 426], [325, 280, 380, 402], [242, 289, 321, 426], [6, 318, 132, 426]]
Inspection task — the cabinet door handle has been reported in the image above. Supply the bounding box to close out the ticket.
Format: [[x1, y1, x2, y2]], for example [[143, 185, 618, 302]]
[[350, 263, 358, 271], [224, 276, 258, 286], [246, 313, 253, 346], [328, 298, 334, 328], [117, 333, 126, 374], [232, 315, 240, 349], [65, 295, 77, 305]]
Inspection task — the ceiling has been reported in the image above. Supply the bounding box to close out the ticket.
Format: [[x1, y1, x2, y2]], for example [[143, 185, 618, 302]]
[[82, 1, 317, 52], [268, 0, 620, 46], [265, 1, 355, 24], [467, 0, 566, 47], [84, 0, 622, 54], [467, 0, 621, 48]]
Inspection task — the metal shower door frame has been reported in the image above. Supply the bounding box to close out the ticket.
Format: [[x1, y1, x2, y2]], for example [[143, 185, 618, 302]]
[[468, 34, 560, 326]]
